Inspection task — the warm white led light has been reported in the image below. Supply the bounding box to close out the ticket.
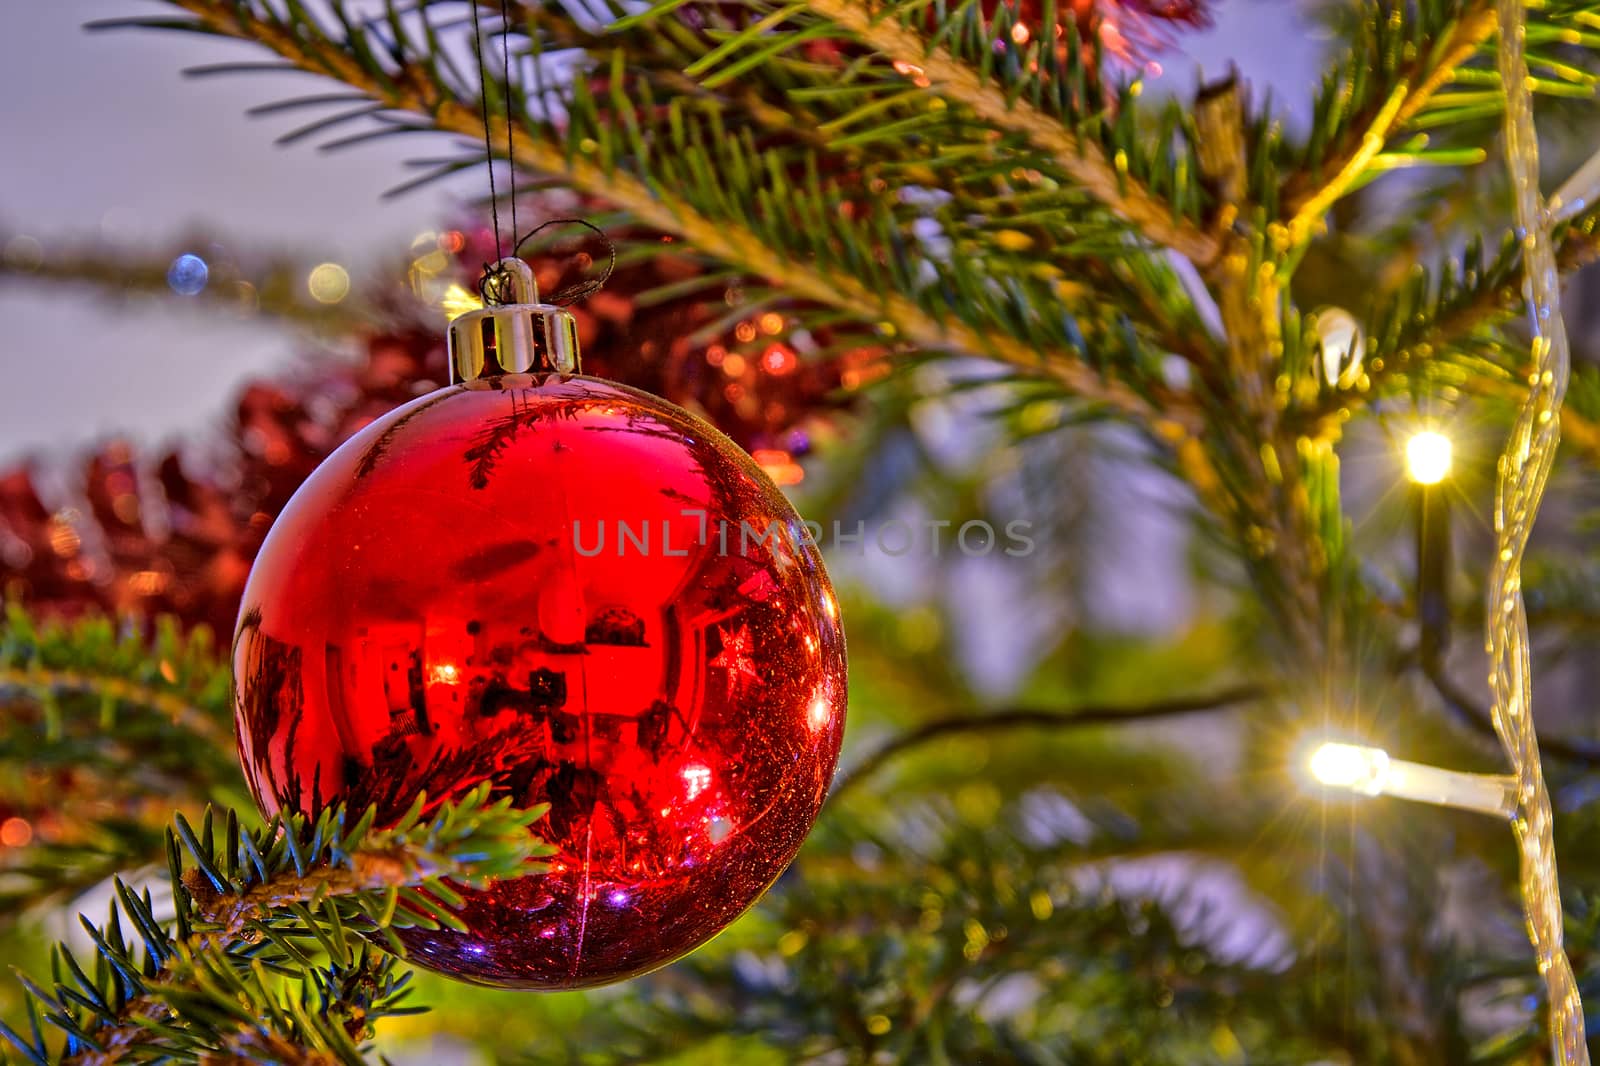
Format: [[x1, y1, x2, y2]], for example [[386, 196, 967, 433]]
[[1405, 431, 1454, 486], [1309, 741, 1389, 795], [1305, 738, 1516, 818]]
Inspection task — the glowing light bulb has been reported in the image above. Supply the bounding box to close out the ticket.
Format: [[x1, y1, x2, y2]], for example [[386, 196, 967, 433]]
[[1405, 430, 1453, 485], [1305, 738, 1516, 817], [1309, 741, 1390, 795], [428, 662, 460, 685]]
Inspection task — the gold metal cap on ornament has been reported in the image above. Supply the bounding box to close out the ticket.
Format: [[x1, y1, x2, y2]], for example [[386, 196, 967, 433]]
[[447, 257, 582, 382]]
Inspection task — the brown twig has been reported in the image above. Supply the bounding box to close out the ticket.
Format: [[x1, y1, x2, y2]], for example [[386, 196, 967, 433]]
[[1417, 654, 1600, 765], [826, 684, 1263, 803], [0, 236, 364, 332]]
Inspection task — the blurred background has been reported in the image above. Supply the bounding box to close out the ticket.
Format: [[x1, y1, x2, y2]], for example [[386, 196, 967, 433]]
[[8, 2, 1600, 1062]]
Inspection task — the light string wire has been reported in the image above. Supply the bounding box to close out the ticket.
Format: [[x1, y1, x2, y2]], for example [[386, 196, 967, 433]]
[[1491, 2, 1587, 1061], [467, 0, 502, 261]]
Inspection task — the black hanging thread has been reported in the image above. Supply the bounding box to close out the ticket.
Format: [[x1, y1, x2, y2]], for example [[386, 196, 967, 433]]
[[498, 0, 517, 252], [467, 0, 506, 264], [469, 1, 611, 308], [513, 218, 618, 306]]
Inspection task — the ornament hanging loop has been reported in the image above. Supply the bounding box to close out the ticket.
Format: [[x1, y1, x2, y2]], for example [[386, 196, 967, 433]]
[[480, 257, 538, 307], [511, 217, 617, 306], [449, 256, 582, 384]]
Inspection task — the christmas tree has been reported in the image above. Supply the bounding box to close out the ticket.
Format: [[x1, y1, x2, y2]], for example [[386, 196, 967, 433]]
[[4, 0, 1600, 1061]]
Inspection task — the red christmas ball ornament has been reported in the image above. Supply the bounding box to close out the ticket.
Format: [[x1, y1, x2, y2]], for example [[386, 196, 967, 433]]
[[232, 259, 847, 989]]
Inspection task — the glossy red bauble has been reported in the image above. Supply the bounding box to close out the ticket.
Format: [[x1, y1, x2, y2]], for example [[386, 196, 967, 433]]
[[232, 374, 846, 989]]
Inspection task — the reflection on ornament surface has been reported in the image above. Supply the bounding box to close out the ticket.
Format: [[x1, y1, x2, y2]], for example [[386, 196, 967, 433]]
[[232, 374, 846, 989]]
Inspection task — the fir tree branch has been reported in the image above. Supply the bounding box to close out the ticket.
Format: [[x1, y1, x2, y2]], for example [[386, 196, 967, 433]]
[[0, 664, 227, 749], [1284, 83, 1408, 247], [495, 120, 1183, 424], [1293, 221, 1600, 452], [1386, 3, 1498, 129], [1281, 2, 1498, 223], [1192, 77, 1332, 663], [66, 849, 441, 1066], [827, 684, 1262, 802], [525, 810, 1363, 1064], [0, 607, 238, 816], [487, 0, 833, 150], [793, 0, 1221, 265], [3, 790, 551, 1066], [0, 611, 239, 919], [527, 0, 1217, 367], [136, 0, 1196, 434]]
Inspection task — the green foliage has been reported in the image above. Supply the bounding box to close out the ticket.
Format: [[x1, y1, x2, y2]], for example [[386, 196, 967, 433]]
[[0, 605, 240, 916], [504, 807, 1342, 1065], [0, 788, 550, 1064], [0, 604, 231, 746], [1287, 2, 1600, 210]]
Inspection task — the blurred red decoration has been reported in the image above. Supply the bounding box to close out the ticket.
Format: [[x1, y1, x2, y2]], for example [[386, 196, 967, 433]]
[[0, 210, 855, 635], [232, 374, 847, 988]]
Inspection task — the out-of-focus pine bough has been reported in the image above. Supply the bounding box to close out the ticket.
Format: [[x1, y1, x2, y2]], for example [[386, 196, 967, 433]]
[[5, 0, 1600, 1063], [0, 605, 236, 918]]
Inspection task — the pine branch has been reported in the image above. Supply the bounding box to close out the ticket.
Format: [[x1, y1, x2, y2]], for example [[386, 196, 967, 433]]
[[0, 608, 228, 918], [514, 809, 1360, 1064], [0, 665, 227, 749], [485, 0, 835, 151], [0, 606, 235, 789], [790, 0, 1220, 264], [1281, 2, 1498, 224], [1282, 1, 1600, 231], [122, 0, 1197, 435], [1189, 77, 1335, 663], [1, 789, 551, 1065], [591, 0, 1220, 366], [1292, 218, 1600, 455]]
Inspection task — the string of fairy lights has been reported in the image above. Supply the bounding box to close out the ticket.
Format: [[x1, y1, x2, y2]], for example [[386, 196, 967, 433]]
[[1308, 4, 1594, 1061]]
